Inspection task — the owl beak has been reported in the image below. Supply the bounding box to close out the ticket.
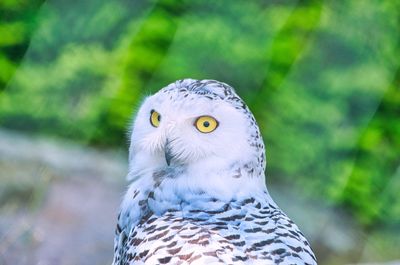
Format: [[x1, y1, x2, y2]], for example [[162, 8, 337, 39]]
[[165, 150, 172, 166], [164, 139, 173, 166]]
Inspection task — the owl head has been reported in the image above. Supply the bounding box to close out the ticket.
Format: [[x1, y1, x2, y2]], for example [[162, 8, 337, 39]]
[[127, 79, 267, 198]]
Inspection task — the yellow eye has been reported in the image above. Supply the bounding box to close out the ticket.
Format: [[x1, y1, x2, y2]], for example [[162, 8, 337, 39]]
[[195, 116, 219, 133], [150, 110, 161, 127]]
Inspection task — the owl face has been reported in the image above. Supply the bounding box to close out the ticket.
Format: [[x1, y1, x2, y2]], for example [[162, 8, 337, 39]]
[[127, 79, 265, 183]]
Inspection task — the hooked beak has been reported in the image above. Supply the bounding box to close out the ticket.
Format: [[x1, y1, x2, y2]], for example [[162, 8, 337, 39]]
[[164, 139, 173, 166]]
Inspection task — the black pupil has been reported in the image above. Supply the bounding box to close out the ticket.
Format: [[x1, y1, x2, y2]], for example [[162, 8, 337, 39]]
[[203, 121, 210, 127], [157, 114, 160, 122]]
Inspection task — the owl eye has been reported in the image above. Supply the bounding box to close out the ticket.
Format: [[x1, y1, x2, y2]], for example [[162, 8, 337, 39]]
[[150, 110, 161, 127], [195, 116, 219, 133]]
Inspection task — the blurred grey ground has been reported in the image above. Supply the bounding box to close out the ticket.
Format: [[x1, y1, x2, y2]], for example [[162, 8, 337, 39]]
[[0, 129, 399, 265], [0, 129, 127, 265]]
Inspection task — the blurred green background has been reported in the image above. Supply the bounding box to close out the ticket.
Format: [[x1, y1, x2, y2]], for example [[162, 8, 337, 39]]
[[0, 0, 399, 264]]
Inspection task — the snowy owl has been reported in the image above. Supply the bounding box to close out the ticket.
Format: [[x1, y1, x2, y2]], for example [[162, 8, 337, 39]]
[[112, 79, 316, 265]]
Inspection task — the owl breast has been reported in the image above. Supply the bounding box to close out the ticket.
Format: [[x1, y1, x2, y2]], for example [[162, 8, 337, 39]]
[[114, 192, 316, 265]]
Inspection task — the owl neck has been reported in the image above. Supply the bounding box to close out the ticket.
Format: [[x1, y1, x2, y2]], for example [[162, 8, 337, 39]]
[[152, 157, 268, 204], [121, 157, 273, 224]]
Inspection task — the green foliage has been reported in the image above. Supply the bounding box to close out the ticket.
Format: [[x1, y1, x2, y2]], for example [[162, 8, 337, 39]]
[[0, 0, 44, 88], [0, 0, 399, 227]]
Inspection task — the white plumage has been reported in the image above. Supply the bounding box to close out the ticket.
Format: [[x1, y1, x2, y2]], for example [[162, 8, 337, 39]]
[[112, 79, 316, 264]]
